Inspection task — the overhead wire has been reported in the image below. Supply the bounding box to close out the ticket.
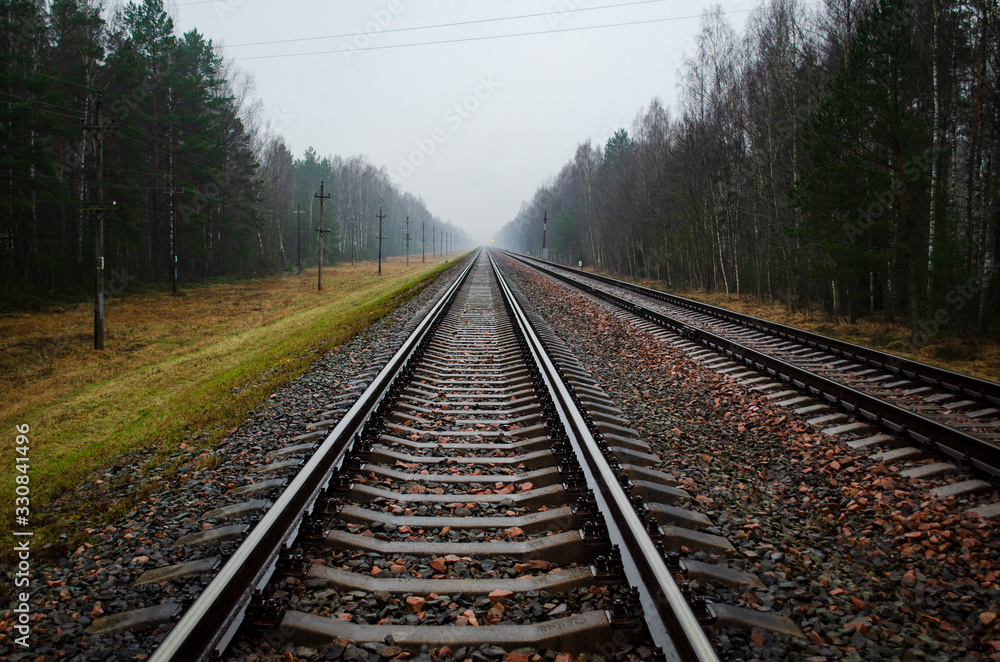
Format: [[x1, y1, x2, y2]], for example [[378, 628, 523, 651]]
[[0, 90, 90, 122], [0, 108, 248, 201], [222, 0, 678, 48], [3, 4, 755, 219], [0, 87, 242, 175], [233, 10, 752, 61], [0, 59, 98, 92]]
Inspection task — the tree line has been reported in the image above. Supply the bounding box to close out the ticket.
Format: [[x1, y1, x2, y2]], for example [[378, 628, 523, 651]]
[[1, 0, 467, 306], [497, 0, 999, 335]]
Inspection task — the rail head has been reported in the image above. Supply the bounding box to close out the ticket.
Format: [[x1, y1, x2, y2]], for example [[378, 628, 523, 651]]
[[148, 251, 480, 662], [503, 251, 1000, 478], [508, 251, 1000, 407], [488, 250, 719, 662]]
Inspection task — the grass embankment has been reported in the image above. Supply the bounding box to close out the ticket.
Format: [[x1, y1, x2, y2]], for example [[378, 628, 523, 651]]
[[0, 256, 461, 557], [628, 280, 1000, 384]]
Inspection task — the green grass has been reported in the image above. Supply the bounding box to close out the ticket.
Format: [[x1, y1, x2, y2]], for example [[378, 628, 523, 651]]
[[0, 258, 460, 583]]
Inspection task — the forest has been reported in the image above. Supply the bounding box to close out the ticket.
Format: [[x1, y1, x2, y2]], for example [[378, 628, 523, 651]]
[[497, 0, 999, 336], [0, 0, 467, 306]]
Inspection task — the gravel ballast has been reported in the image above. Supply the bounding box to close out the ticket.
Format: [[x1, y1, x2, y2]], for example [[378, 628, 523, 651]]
[[0, 265, 464, 662], [499, 256, 1000, 662], [10, 251, 999, 662]]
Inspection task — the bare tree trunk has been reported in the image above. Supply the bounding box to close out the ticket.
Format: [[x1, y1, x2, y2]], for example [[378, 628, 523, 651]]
[[977, 76, 999, 330], [926, 0, 941, 300], [966, 47, 984, 247]]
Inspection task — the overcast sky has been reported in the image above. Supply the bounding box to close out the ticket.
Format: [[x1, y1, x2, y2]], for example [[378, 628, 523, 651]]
[[167, 0, 753, 243]]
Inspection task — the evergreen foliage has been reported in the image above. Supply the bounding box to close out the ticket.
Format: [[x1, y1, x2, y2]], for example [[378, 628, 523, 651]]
[[0, 0, 465, 304], [497, 0, 999, 334]]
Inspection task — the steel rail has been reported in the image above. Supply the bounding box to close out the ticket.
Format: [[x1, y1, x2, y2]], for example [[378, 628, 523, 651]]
[[510, 253, 1000, 407], [148, 252, 479, 662], [489, 251, 719, 662], [505, 252, 1000, 478]]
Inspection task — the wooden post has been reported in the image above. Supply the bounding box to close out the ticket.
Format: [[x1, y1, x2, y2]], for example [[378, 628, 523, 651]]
[[314, 181, 331, 290], [377, 207, 386, 275], [83, 92, 115, 349]]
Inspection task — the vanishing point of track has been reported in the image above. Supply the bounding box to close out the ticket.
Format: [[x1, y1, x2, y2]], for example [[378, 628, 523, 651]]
[[144, 251, 720, 662]]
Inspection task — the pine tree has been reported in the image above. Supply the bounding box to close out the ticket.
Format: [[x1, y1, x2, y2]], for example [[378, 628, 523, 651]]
[[48, 0, 104, 289], [1, 0, 55, 295], [794, 0, 927, 324]]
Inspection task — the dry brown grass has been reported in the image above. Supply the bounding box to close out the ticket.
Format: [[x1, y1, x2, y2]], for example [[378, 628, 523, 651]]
[[3, 259, 436, 395], [0, 256, 461, 551], [631, 281, 1000, 384]]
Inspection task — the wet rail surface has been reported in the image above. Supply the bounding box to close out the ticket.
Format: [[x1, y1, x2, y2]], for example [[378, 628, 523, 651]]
[[137, 251, 728, 662]]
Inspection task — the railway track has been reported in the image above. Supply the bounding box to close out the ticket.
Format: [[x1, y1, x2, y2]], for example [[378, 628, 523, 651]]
[[506, 253, 1000, 488], [18, 249, 996, 661], [130, 250, 743, 662]]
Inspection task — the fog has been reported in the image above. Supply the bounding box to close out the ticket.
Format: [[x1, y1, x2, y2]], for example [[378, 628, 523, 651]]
[[170, 0, 751, 243]]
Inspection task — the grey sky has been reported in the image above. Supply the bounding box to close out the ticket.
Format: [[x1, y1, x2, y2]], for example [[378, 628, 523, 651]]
[[168, 0, 752, 243]]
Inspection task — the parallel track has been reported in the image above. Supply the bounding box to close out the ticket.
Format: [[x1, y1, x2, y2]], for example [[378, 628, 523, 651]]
[[147, 251, 720, 662], [505, 252, 1000, 478]]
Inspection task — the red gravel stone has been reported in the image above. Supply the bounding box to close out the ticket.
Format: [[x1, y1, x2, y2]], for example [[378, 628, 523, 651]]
[[405, 596, 426, 613], [488, 589, 513, 603]]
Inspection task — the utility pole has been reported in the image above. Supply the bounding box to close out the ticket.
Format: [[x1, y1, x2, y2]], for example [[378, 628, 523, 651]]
[[293, 203, 306, 274], [168, 182, 183, 296], [405, 215, 410, 266], [422, 221, 426, 263], [432, 227, 436, 258], [314, 181, 331, 290], [168, 86, 180, 297], [542, 210, 548, 260], [377, 207, 386, 275], [83, 92, 116, 350]]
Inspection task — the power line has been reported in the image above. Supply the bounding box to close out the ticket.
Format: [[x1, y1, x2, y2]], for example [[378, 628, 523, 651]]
[[0, 60, 98, 92], [234, 10, 752, 61], [0, 90, 89, 121], [0, 90, 235, 174], [223, 0, 676, 49]]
